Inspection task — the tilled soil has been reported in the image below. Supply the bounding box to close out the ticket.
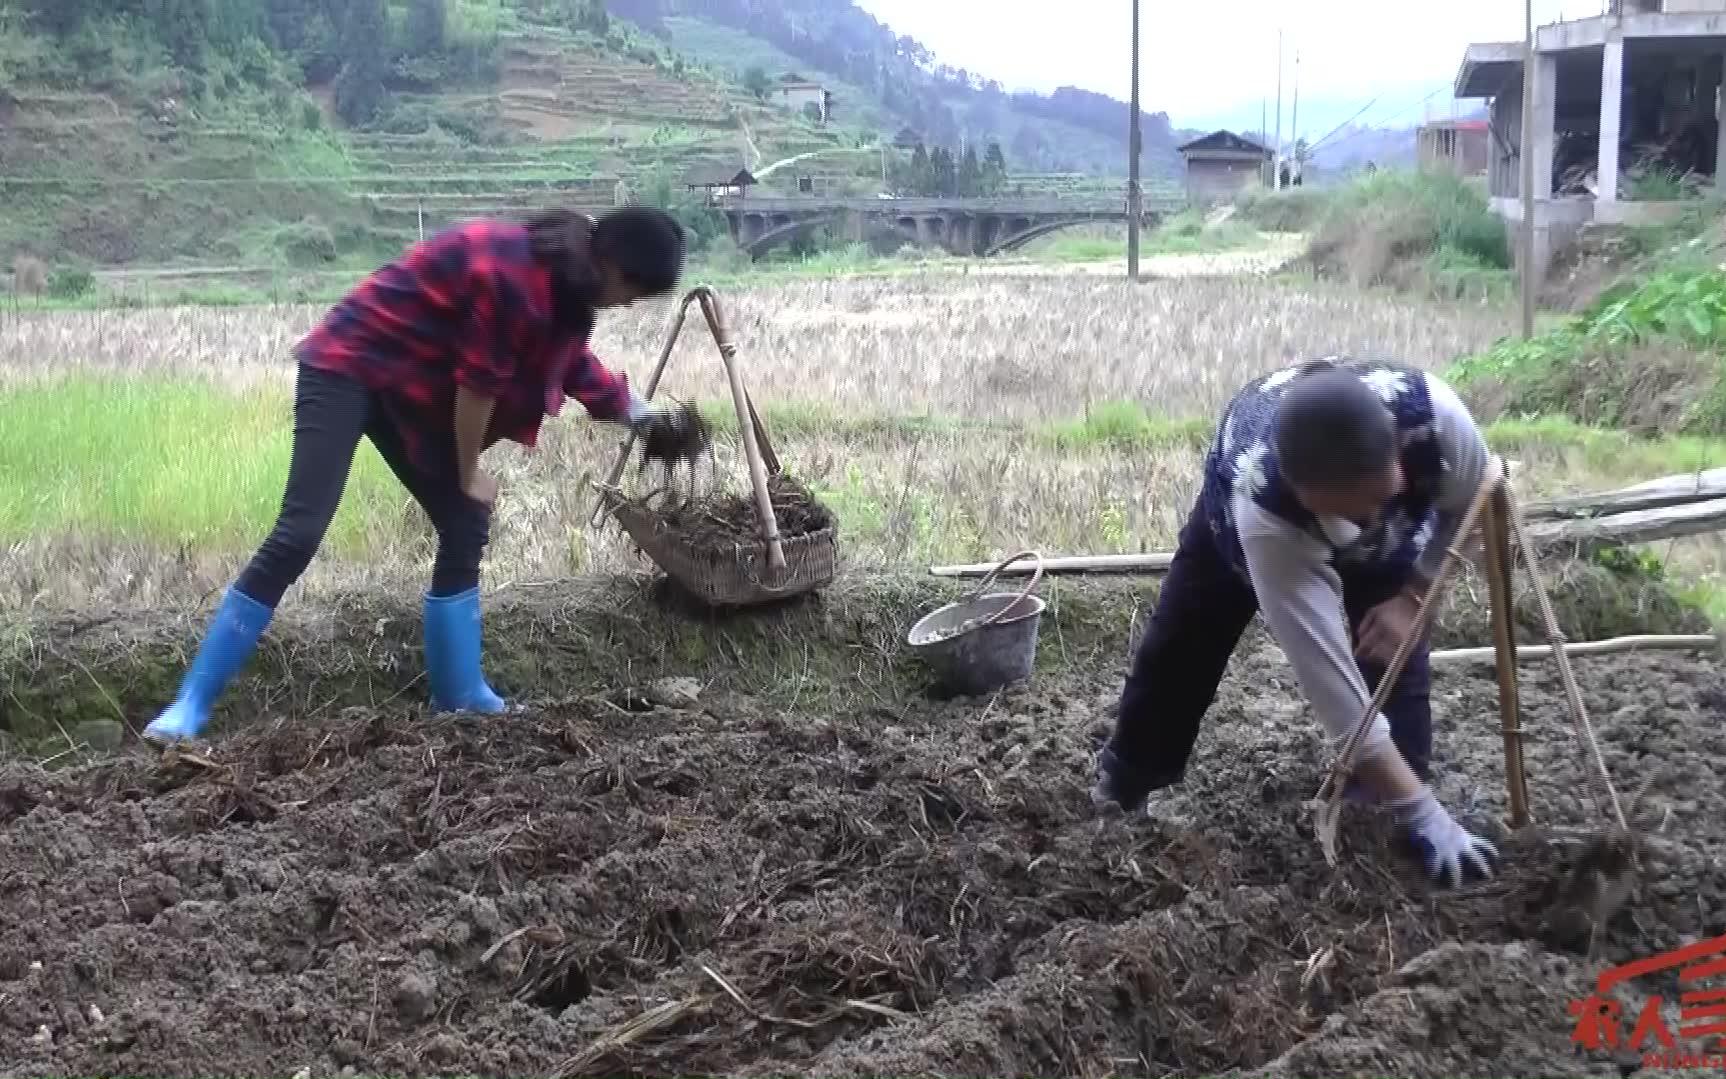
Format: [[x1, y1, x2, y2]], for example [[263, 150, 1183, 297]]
[[1, 637, 1723, 1078]]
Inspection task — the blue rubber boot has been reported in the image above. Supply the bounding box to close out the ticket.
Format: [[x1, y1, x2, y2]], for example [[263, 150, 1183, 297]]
[[143, 587, 275, 745], [423, 587, 507, 714]]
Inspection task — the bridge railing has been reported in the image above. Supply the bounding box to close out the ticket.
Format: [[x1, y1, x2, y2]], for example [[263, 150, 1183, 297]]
[[719, 194, 1186, 214]]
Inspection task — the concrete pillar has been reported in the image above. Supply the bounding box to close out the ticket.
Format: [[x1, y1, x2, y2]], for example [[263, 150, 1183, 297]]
[[1598, 36, 1623, 204], [1531, 53, 1557, 202], [1716, 58, 1726, 189]]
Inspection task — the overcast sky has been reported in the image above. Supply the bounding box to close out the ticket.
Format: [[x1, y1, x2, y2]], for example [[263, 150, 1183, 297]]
[[854, 0, 1599, 134]]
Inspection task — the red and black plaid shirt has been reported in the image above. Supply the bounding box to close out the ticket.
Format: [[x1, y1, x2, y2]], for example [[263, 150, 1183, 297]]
[[295, 219, 632, 475]]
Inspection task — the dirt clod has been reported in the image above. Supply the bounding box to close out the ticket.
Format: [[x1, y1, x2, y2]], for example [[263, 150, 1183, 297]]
[[394, 973, 436, 1023]]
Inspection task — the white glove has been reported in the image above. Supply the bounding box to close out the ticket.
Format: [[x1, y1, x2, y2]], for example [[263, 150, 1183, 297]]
[[623, 387, 653, 426], [1389, 786, 1498, 888]]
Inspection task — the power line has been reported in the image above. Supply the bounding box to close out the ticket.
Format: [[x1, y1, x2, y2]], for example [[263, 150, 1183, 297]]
[[1307, 85, 1453, 158], [1305, 97, 1382, 156]]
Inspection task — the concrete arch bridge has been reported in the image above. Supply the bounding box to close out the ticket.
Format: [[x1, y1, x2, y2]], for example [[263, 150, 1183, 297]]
[[719, 195, 1187, 259]]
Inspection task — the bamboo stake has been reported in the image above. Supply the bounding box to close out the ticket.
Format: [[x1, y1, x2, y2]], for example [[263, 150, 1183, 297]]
[[1483, 485, 1532, 828]]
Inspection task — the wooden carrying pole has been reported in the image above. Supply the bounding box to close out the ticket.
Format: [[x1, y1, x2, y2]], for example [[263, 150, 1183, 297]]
[[1315, 463, 1641, 867], [1502, 478, 1631, 834], [1316, 456, 1507, 810]]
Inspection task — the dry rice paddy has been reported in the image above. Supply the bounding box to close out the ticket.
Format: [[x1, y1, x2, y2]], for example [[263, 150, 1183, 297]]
[[1, 270, 1714, 611]]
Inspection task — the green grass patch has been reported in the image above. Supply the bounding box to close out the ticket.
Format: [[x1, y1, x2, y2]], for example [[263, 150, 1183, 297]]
[[9, 377, 1721, 574], [1014, 214, 1269, 263], [0, 378, 400, 552], [1481, 414, 1726, 475], [693, 398, 1216, 451], [691, 399, 979, 441], [1330, 168, 1509, 267], [1036, 401, 1212, 450], [1142, 211, 1265, 255]]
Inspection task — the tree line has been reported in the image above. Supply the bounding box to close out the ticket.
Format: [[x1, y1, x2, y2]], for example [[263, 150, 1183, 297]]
[[894, 142, 1009, 198]]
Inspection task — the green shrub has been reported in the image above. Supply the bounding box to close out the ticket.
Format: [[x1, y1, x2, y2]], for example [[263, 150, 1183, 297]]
[[1303, 168, 1509, 288], [46, 267, 95, 299], [1450, 267, 1726, 436], [1234, 186, 1330, 232], [278, 219, 338, 265]]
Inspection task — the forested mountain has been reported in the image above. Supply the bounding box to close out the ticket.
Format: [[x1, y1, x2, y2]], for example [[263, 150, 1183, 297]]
[[604, 0, 1179, 175]]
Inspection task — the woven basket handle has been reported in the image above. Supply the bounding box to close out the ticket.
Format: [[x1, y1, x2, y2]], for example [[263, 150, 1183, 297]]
[[588, 291, 700, 527], [691, 287, 786, 572], [696, 290, 781, 476]]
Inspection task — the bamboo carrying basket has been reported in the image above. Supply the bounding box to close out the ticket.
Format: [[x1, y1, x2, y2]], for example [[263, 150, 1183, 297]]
[[590, 286, 838, 608]]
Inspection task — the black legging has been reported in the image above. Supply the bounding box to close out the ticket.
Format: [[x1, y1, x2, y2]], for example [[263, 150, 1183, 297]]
[[235, 363, 492, 607]]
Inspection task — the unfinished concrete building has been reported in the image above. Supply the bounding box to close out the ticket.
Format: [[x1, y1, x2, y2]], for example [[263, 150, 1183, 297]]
[[1416, 118, 1491, 176], [1455, 0, 1726, 276]]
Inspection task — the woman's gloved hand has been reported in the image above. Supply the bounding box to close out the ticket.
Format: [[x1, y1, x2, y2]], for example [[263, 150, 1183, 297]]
[[625, 391, 711, 470], [1389, 785, 1499, 887]]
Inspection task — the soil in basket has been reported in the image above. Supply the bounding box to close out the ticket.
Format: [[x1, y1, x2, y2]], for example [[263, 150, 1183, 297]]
[[657, 474, 834, 548]]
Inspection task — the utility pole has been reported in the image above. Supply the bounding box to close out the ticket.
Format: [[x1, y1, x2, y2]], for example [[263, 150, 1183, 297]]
[[1289, 50, 1300, 185], [1519, 0, 1536, 339], [1272, 29, 1284, 190], [1127, 0, 1142, 281], [1261, 98, 1269, 185]]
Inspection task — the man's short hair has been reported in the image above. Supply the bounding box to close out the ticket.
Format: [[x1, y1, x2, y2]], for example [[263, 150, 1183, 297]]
[[1270, 367, 1398, 490]]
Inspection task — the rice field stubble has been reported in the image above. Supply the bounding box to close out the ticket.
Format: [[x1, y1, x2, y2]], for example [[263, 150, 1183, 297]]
[[0, 270, 1652, 613]]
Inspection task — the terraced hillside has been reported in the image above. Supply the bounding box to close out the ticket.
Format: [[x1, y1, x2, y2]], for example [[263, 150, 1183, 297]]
[[0, 1, 1170, 275], [0, 30, 880, 269], [346, 28, 882, 238]]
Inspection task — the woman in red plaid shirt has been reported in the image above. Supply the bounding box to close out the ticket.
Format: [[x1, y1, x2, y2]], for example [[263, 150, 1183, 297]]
[[145, 206, 698, 744]]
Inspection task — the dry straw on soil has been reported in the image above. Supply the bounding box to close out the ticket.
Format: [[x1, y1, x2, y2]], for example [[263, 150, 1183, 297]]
[[2, 600, 1722, 1078]]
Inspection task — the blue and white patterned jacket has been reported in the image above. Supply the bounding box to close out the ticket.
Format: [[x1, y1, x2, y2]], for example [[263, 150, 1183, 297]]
[[1197, 356, 1446, 587]]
